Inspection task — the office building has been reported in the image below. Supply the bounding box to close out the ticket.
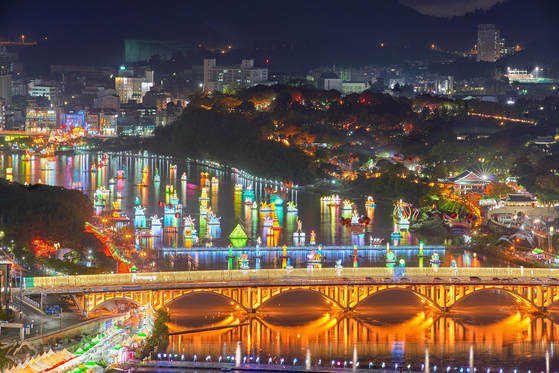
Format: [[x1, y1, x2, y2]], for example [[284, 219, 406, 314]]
[[94, 89, 120, 110], [28, 80, 61, 106], [0, 98, 5, 130], [143, 90, 171, 111], [115, 69, 154, 104], [0, 68, 12, 106], [203, 59, 274, 92], [477, 24, 502, 62], [342, 81, 369, 96], [25, 107, 62, 132], [11, 79, 27, 96], [0, 263, 12, 309], [0, 47, 9, 70], [317, 72, 343, 93], [63, 110, 87, 131], [50, 65, 118, 82], [87, 108, 118, 135]]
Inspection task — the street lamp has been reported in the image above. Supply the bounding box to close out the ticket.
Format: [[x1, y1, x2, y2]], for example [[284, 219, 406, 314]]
[[549, 226, 554, 253]]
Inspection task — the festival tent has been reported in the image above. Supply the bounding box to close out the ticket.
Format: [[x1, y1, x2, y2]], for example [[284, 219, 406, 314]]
[[8, 349, 78, 373]]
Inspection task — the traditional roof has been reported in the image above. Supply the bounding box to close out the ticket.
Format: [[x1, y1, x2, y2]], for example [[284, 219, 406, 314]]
[[506, 193, 537, 202], [446, 170, 491, 185], [535, 136, 555, 145]]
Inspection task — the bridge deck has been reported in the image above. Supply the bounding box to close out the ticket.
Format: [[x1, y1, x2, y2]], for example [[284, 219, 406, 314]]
[[23, 267, 559, 295]]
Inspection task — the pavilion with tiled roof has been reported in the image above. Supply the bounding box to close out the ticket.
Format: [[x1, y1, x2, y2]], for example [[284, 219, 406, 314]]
[[441, 170, 491, 194]]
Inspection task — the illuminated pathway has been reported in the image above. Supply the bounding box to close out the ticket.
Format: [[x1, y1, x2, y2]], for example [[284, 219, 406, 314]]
[[161, 245, 447, 252]]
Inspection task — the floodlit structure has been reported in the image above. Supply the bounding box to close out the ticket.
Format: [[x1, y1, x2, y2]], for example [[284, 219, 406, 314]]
[[203, 58, 274, 92], [477, 24, 502, 62], [317, 72, 342, 92], [25, 107, 62, 132], [0, 68, 11, 106], [115, 68, 154, 103], [442, 170, 491, 194]]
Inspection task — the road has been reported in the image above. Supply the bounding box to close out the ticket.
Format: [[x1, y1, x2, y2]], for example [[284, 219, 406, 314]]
[[1, 295, 82, 342]]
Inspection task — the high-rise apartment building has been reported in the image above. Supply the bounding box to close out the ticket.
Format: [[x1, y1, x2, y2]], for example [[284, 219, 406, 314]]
[[0, 68, 12, 106], [0, 98, 5, 130], [477, 24, 502, 62], [203, 59, 274, 92], [115, 68, 154, 104]]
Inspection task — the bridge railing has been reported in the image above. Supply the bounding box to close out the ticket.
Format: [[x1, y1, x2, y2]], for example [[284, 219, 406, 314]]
[[25, 267, 559, 290]]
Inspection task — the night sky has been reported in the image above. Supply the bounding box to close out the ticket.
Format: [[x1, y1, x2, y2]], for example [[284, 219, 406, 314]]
[[398, 0, 501, 17], [1, 0, 557, 69]]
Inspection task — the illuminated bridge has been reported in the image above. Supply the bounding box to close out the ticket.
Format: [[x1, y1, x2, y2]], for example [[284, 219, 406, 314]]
[[22, 267, 559, 314]]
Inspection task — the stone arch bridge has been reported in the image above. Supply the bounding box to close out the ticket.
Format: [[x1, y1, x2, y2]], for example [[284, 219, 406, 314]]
[[74, 281, 559, 314], [22, 267, 559, 314]]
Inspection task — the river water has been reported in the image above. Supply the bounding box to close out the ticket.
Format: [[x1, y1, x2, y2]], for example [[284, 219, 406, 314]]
[[164, 291, 559, 372], [1, 150, 494, 271], [4, 150, 551, 370]]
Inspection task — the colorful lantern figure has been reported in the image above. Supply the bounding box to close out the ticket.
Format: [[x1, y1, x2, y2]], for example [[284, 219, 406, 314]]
[[430, 253, 441, 267], [394, 200, 412, 220], [386, 251, 396, 268], [443, 212, 458, 220]]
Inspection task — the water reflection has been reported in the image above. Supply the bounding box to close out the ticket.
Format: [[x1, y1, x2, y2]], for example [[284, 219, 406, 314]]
[[165, 291, 559, 371], [1, 151, 512, 270], [0, 151, 409, 247]]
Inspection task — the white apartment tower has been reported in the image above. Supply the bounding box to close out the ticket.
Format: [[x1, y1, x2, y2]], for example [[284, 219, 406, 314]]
[[115, 69, 154, 103], [203, 59, 271, 92], [477, 24, 502, 62]]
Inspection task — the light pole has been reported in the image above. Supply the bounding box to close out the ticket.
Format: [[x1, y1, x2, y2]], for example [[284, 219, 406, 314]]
[[549, 226, 554, 254], [40, 294, 43, 335]]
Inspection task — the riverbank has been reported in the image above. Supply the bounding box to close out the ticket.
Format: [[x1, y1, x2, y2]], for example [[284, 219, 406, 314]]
[[125, 360, 435, 373]]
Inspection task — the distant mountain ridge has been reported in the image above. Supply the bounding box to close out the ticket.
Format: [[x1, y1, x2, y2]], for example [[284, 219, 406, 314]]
[[1, 0, 557, 69]]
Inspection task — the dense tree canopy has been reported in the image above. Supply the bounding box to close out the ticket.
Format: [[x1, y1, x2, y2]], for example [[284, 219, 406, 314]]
[[0, 179, 93, 247], [149, 83, 559, 204]]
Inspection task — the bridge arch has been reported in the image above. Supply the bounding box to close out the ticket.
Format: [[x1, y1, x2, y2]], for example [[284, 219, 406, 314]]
[[544, 298, 559, 310], [254, 288, 346, 312], [449, 287, 540, 312], [164, 290, 249, 312], [353, 287, 443, 312], [90, 297, 142, 312]]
